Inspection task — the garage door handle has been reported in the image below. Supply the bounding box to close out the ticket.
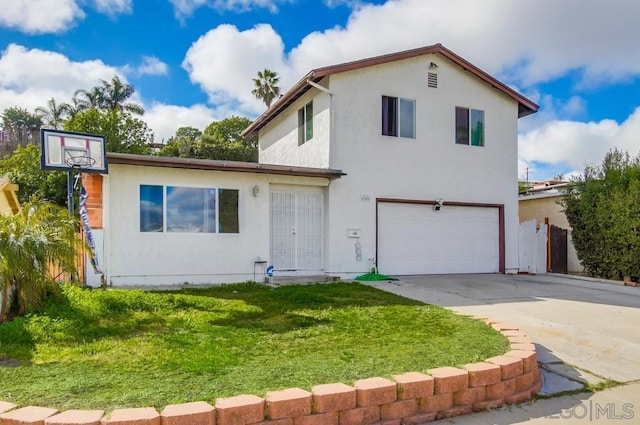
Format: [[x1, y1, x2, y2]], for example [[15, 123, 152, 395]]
[[292, 227, 296, 235]]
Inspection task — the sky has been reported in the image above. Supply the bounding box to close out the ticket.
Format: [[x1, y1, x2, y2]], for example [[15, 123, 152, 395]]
[[1, 0, 639, 181]]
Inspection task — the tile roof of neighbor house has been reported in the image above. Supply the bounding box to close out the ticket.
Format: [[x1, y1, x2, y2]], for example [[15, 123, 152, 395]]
[[243, 43, 540, 137], [107, 153, 345, 179]]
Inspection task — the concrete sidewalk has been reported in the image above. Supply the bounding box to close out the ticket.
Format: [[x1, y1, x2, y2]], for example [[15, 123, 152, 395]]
[[435, 383, 639, 424], [363, 274, 640, 424]]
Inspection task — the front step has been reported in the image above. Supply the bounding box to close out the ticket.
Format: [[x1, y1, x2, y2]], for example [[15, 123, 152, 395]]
[[267, 275, 340, 285]]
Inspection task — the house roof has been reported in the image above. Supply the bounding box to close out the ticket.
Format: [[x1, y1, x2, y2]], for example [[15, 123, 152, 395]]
[[107, 153, 345, 179], [0, 176, 20, 215], [243, 43, 539, 137]]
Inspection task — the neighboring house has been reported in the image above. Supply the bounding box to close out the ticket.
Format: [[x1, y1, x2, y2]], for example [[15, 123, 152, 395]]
[[0, 177, 20, 216], [83, 44, 538, 286], [519, 182, 583, 273]]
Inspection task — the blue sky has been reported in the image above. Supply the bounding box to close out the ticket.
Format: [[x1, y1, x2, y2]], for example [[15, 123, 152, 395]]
[[1, 0, 639, 181]]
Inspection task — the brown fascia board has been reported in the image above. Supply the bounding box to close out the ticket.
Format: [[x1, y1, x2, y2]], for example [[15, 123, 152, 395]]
[[242, 43, 539, 137], [107, 153, 345, 180]]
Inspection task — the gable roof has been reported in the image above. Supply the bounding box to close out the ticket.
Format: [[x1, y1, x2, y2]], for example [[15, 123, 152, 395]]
[[0, 176, 20, 215], [107, 153, 345, 180], [243, 43, 539, 137]]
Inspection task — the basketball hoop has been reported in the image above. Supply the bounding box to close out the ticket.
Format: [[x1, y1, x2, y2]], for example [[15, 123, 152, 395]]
[[65, 155, 97, 170]]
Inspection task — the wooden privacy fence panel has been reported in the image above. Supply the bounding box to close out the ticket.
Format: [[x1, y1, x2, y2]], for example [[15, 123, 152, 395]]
[[47, 232, 86, 284], [549, 225, 568, 274]]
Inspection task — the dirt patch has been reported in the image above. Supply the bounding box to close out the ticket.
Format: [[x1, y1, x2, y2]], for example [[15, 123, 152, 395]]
[[0, 356, 20, 367]]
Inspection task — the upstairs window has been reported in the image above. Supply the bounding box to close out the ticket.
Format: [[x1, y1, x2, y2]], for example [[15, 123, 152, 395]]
[[455, 107, 485, 146], [298, 101, 313, 145], [382, 96, 415, 139]]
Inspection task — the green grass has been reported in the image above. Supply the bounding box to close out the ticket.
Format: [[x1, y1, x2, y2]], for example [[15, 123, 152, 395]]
[[0, 282, 508, 411]]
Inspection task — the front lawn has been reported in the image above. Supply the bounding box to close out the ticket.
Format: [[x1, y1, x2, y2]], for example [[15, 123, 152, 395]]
[[0, 282, 508, 410]]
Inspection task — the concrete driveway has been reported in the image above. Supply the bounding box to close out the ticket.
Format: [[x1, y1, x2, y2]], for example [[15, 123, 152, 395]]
[[363, 273, 640, 424]]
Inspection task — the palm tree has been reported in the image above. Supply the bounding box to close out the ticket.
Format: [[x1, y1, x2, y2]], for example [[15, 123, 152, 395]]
[[252, 68, 281, 108], [98, 76, 145, 115], [0, 200, 79, 322], [72, 86, 103, 112], [35, 98, 71, 129]]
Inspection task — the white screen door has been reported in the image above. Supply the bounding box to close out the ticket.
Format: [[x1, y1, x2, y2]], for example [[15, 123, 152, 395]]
[[270, 191, 323, 271]]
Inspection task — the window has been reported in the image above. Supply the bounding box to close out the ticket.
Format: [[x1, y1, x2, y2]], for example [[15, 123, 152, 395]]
[[455, 107, 485, 146], [382, 96, 415, 138], [140, 185, 163, 232], [298, 101, 313, 145], [140, 185, 239, 233]]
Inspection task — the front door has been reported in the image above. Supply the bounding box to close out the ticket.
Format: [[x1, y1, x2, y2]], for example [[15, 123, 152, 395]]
[[270, 191, 324, 271]]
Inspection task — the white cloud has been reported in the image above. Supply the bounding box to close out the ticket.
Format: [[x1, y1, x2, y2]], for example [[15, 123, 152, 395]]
[[182, 24, 286, 115], [169, 0, 287, 19], [0, 0, 84, 33], [143, 103, 220, 143], [93, 0, 132, 16], [122, 56, 169, 77], [0, 44, 120, 112], [179, 0, 640, 122], [518, 108, 640, 179]]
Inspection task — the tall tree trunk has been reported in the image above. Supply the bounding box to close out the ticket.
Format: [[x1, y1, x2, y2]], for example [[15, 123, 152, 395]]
[[0, 283, 10, 323]]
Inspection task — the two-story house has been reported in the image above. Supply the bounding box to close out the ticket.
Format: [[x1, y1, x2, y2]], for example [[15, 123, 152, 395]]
[[83, 44, 538, 286]]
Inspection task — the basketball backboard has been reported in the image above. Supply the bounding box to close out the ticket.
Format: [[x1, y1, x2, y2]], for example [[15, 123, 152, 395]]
[[40, 129, 108, 173]]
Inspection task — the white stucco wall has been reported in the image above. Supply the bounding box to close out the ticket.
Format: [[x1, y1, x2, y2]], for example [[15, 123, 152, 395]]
[[259, 53, 523, 276], [102, 164, 330, 286], [259, 86, 332, 168]]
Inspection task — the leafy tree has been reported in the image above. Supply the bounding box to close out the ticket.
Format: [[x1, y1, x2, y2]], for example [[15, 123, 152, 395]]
[[0, 199, 79, 322], [0, 145, 67, 206], [65, 108, 153, 155], [195, 116, 257, 162], [0, 107, 42, 157], [158, 126, 202, 158], [35, 97, 71, 129], [97, 76, 145, 115], [73, 76, 144, 116], [72, 86, 102, 113], [561, 148, 640, 279], [252, 68, 281, 108]]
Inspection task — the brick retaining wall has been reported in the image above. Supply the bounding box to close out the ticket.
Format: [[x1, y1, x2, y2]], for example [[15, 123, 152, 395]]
[[0, 319, 541, 425]]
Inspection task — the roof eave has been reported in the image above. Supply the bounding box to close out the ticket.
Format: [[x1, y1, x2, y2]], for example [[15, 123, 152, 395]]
[[107, 153, 345, 180], [242, 44, 539, 136]]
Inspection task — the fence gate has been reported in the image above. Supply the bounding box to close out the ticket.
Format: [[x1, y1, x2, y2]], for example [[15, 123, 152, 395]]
[[519, 219, 548, 274], [549, 225, 568, 274]]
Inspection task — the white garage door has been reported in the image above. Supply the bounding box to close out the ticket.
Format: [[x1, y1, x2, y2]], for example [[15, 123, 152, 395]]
[[377, 202, 499, 275]]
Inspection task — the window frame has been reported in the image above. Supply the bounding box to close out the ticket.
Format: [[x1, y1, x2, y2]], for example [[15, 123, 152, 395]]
[[298, 101, 313, 146], [455, 106, 485, 147], [139, 185, 239, 234], [382, 95, 415, 139]]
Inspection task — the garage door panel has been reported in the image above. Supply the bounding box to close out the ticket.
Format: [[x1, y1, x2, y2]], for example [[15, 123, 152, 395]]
[[378, 203, 499, 275]]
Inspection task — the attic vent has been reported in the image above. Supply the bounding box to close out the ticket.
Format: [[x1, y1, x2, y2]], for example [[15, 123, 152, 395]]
[[427, 72, 438, 88]]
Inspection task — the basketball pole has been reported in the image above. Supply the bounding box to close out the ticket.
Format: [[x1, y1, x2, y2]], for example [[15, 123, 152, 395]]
[[67, 169, 75, 217]]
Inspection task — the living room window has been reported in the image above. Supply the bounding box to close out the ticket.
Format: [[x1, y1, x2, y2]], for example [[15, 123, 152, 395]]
[[455, 107, 485, 146], [382, 96, 415, 138], [140, 185, 239, 233], [298, 101, 313, 145]]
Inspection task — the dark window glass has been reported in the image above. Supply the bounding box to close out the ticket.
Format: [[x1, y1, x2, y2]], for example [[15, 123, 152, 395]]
[[382, 95, 398, 136], [455, 107, 470, 145], [219, 189, 239, 233]]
